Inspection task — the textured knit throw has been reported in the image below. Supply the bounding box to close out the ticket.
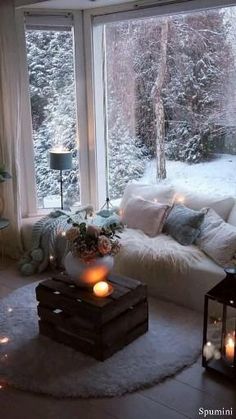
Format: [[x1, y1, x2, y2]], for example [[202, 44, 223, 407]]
[[19, 206, 93, 276]]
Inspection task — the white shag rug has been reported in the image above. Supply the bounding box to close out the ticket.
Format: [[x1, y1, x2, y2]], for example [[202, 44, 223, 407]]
[[0, 283, 202, 398]]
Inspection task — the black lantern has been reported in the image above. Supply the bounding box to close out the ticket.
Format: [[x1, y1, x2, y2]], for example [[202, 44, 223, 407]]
[[202, 268, 236, 379]]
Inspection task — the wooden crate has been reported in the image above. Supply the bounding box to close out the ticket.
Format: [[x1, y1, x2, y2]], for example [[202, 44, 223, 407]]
[[36, 273, 148, 361]]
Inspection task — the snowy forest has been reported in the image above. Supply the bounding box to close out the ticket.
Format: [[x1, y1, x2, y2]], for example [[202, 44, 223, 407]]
[[26, 6, 236, 208]]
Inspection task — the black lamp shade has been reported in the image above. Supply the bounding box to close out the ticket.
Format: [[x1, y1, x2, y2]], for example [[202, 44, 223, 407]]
[[49, 150, 73, 171]]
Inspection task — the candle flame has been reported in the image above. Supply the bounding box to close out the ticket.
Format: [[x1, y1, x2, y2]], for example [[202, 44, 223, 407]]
[[227, 337, 235, 348]]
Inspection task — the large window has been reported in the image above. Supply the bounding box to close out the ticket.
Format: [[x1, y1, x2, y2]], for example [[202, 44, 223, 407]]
[[100, 6, 236, 201], [25, 25, 80, 210]]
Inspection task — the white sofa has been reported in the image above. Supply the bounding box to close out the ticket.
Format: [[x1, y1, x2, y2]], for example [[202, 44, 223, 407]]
[[113, 184, 236, 313]]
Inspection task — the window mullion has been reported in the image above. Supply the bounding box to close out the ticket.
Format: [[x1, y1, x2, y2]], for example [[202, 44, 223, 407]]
[[73, 11, 91, 206]]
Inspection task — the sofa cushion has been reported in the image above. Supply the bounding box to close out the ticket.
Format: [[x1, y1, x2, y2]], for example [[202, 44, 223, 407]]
[[164, 204, 205, 246], [120, 183, 175, 210], [173, 188, 234, 221], [196, 208, 236, 267], [227, 202, 236, 226], [122, 196, 170, 237]]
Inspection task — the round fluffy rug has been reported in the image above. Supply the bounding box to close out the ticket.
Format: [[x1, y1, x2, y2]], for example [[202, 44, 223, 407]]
[[0, 283, 202, 398]]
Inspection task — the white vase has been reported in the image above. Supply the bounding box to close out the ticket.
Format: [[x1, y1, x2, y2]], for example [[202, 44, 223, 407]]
[[64, 251, 114, 287]]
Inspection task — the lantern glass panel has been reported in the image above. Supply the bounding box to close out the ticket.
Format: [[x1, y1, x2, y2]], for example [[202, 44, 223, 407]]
[[223, 307, 236, 367], [206, 299, 224, 356]]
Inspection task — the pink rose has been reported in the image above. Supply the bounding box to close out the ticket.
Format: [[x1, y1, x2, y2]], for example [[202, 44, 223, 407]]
[[98, 235, 112, 255]]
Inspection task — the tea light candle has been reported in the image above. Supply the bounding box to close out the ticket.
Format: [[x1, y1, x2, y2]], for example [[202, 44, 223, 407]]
[[93, 281, 110, 297], [225, 335, 235, 364]]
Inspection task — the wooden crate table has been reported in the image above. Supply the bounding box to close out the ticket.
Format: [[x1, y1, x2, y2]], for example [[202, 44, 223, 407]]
[[36, 273, 148, 361]]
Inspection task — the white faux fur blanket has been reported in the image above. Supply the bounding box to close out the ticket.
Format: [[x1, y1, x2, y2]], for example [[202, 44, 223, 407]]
[[114, 228, 205, 275]]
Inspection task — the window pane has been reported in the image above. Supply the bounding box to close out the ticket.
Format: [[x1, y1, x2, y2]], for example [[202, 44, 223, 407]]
[[104, 7, 236, 201], [25, 29, 80, 209]]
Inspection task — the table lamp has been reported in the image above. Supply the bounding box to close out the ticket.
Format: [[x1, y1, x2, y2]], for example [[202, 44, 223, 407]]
[[49, 148, 73, 210]]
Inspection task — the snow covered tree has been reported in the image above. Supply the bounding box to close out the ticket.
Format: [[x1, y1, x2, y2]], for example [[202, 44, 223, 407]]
[[115, 9, 234, 168], [162, 10, 233, 163], [108, 115, 147, 200], [105, 24, 149, 198]]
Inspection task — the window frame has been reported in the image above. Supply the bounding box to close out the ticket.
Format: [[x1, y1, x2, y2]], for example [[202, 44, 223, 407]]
[[16, 0, 236, 214], [16, 9, 90, 216], [84, 0, 236, 208]]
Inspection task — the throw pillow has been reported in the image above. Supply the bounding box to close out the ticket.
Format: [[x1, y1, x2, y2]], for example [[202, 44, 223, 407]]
[[122, 196, 170, 237], [196, 208, 236, 267], [164, 204, 205, 246], [120, 183, 175, 210]]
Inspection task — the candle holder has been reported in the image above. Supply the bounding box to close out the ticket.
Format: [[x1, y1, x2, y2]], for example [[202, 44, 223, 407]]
[[202, 269, 236, 379]]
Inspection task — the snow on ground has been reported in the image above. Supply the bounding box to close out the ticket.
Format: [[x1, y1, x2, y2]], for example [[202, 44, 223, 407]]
[[140, 154, 236, 198]]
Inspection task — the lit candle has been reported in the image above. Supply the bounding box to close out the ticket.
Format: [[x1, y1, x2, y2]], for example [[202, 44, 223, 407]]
[[225, 335, 235, 364], [93, 281, 111, 297]]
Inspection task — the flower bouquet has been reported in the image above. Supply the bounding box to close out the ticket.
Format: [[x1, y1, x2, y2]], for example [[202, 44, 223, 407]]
[[64, 222, 121, 286], [66, 222, 121, 261]]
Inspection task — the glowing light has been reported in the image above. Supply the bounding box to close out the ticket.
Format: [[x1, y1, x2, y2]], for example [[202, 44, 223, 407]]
[[61, 231, 66, 237], [203, 342, 215, 361], [0, 337, 9, 344], [81, 265, 109, 286], [153, 198, 158, 203], [230, 300, 234, 305], [93, 281, 112, 298], [225, 335, 235, 364], [49, 255, 54, 261], [50, 145, 69, 153], [7, 308, 13, 313]]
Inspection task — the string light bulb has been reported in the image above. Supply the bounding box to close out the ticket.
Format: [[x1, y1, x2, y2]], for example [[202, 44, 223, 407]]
[[0, 337, 9, 344]]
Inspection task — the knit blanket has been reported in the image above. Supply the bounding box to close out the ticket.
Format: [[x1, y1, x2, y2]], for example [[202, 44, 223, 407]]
[[19, 206, 93, 276]]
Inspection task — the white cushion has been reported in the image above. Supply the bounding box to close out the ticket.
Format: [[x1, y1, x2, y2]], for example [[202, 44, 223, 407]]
[[120, 183, 175, 210], [196, 208, 236, 267], [122, 196, 170, 237], [228, 202, 236, 226], [173, 188, 234, 221]]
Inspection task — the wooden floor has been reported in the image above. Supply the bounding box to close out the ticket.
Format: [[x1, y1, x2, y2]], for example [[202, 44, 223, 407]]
[[0, 262, 235, 419]]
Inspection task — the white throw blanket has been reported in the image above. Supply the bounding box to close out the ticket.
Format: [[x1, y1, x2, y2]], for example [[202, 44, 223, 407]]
[[115, 228, 204, 274]]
